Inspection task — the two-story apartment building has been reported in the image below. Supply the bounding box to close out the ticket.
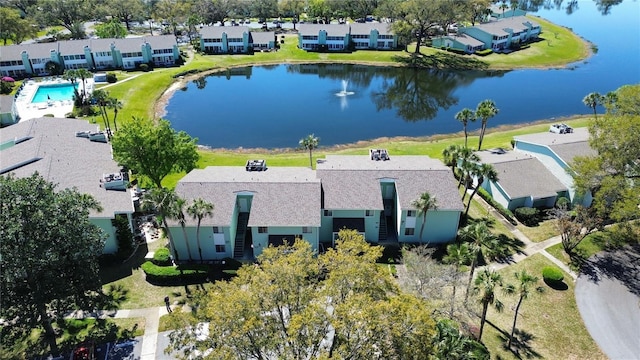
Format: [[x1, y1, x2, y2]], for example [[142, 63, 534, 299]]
[[298, 23, 397, 51], [199, 26, 275, 54]]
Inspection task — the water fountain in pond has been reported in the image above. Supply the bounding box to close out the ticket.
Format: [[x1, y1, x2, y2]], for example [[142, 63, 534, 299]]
[[336, 80, 354, 97]]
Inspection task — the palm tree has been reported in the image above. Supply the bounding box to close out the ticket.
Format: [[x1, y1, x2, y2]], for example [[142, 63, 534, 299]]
[[75, 68, 93, 101], [503, 270, 544, 348], [443, 242, 472, 318], [174, 197, 194, 262], [499, 1, 509, 15], [187, 198, 214, 262], [91, 89, 111, 133], [141, 187, 182, 264], [442, 144, 462, 175], [456, 147, 480, 190], [108, 97, 123, 131], [582, 92, 604, 120], [473, 268, 504, 341], [460, 220, 496, 303], [455, 108, 476, 148], [465, 163, 498, 218], [299, 134, 319, 168], [411, 192, 438, 245], [432, 319, 490, 359], [475, 100, 499, 151]]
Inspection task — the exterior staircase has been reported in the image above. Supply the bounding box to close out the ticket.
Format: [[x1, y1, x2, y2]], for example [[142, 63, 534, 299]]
[[234, 212, 249, 259], [378, 212, 388, 242]]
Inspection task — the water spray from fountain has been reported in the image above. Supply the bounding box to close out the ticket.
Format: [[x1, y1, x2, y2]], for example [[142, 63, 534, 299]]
[[336, 80, 354, 97]]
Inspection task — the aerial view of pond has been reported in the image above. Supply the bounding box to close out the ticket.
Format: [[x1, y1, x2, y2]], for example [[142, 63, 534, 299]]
[[165, 0, 640, 149]]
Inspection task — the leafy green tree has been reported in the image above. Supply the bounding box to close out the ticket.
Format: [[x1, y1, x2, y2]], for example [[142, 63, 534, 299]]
[[95, 19, 128, 38], [475, 99, 498, 150], [455, 108, 476, 148], [101, 0, 145, 31], [582, 92, 604, 120], [0, 174, 105, 357], [167, 229, 436, 359], [443, 242, 472, 318], [279, 0, 305, 28], [432, 319, 490, 360], [0, 7, 37, 45], [111, 118, 199, 188], [251, 0, 278, 23], [412, 191, 438, 244], [473, 268, 504, 341], [187, 198, 214, 262], [391, 0, 441, 54], [503, 270, 544, 348], [196, 0, 232, 25], [2, 0, 38, 16], [141, 187, 181, 263], [299, 133, 319, 168], [465, 163, 498, 217], [36, 0, 93, 38]]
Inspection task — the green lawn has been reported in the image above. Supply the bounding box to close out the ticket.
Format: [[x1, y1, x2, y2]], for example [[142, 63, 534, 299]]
[[517, 218, 560, 243], [477, 254, 605, 360]]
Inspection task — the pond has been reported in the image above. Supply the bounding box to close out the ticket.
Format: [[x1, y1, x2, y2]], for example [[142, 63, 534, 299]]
[[165, 0, 640, 149]]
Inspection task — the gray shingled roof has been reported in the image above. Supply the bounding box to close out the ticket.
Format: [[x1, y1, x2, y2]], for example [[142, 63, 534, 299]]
[[0, 42, 59, 61], [174, 167, 321, 227], [472, 16, 539, 36], [349, 22, 393, 36], [514, 127, 595, 164], [251, 31, 275, 44], [298, 24, 350, 37], [475, 150, 567, 199], [0, 118, 133, 217], [316, 156, 463, 211], [0, 95, 13, 113], [446, 33, 485, 47], [58, 39, 89, 55], [199, 26, 249, 39]]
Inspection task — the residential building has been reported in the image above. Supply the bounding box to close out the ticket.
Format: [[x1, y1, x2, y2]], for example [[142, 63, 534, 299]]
[[199, 26, 276, 54], [0, 36, 180, 78], [474, 149, 568, 211], [513, 127, 595, 207], [0, 117, 135, 254], [0, 95, 16, 126], [170, 154, 463, 262], [458, 16, 541, 51], [297, 23, 397, 52]]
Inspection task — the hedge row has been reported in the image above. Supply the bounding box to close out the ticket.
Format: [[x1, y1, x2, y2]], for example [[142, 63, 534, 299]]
[[141, 261, 208, 285], [515, 207, 540, 227], [152, 248, 172, 266], [477, 187, 517, 225]]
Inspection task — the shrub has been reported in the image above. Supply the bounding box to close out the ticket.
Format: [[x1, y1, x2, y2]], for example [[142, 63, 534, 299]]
[[141, 261, 208, 284], [555, 196, 571, 210], [515, 207, 540, 226], [477, 187, 517, 225], [152, 247, 172, 266], [139, 63, 149, 72], [106, 73, 117, 83], [542, 266, 564, 284], [474, 48, 493, 56]]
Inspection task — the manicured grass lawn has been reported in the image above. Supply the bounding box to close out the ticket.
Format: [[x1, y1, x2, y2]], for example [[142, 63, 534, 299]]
[[517, 218, 560, 243], [545, 231, 609, 269], [477, 254, 605, 359]]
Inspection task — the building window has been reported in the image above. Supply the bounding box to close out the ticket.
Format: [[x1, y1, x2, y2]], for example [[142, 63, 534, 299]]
[[258, 227, 268, 233], [365, 210, 374, 217], [215, 245, 226, 253], [213, 226, 222, 233], [407, 210, 416, 217], [302, 226, 311, 233], [405, 228, 415, 236], [324, 210, 332, 216]]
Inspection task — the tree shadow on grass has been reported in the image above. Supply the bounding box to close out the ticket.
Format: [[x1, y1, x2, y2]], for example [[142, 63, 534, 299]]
[[392, 52, 491, 70], [99, 242, 149, 284], [486, 320, 542, 359]]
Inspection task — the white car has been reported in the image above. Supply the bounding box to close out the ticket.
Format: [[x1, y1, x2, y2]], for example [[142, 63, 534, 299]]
[[549, 123, 573, 134]]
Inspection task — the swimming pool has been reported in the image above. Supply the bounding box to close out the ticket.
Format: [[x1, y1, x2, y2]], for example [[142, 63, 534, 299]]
[[31, 83, 78, 103]]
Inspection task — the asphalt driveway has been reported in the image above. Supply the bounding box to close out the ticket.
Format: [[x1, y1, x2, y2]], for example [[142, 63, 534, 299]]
[[575, 244, 640, 360]]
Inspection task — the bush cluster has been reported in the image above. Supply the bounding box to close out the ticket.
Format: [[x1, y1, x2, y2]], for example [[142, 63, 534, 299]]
[[141, 261, 208, 285], [542, 266, 564, 284], [477, 187, 517, 225], [106, 73, 117, 83], [515, 207, 540, 226], [152, 247, 172, 266], [475, 49, 493, 56]]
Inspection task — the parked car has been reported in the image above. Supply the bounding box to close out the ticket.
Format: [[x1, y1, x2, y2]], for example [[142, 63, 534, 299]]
[[549, 123, 573, 134]]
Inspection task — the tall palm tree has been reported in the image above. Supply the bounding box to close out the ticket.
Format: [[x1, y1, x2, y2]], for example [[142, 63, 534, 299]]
[[75, 68, 92, 101], [299, 134, 319, 168], [455, 108, 476, 148], [460, 220, 496, 303], [503, 270, 544, 348], [187, 198, 214, 262], [442, 144, 462, 175], [582, 92, 603, 120], [499, 1, 509, 15], [465, 163, 498, 217], [141, 187, 182, 264], [456, 147, 480, 190], [411, 192, 438, 245], [475, 100, 499, 151], [108, 97, 123, 131], [443, 242, 472, 318], [473, 268, 504, 341], [91, 89, 111, 133], [174, 197, 193, 262]]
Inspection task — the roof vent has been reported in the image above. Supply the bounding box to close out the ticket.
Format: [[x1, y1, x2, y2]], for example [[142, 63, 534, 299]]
[[370, 149, 390, 161], [246, 159, 266, 171]]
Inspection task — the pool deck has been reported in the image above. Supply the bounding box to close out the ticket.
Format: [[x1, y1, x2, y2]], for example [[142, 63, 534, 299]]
[[15, 78, 94, 122]]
